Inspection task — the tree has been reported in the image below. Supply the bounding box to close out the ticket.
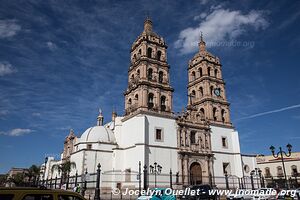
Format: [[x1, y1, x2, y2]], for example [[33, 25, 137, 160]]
[[51, 161, 76, 184], [7, 172, 26, 186], [0, 174, 8, 186], [26, 165, 40, 186]]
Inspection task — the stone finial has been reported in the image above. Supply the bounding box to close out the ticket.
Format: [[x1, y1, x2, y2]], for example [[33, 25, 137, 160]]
[[97, 108, 104, 126], [199, 32, 206, 53], [112, 108, 117, 122], [69, 129, 75, 137], [144, 16, 153, 34]]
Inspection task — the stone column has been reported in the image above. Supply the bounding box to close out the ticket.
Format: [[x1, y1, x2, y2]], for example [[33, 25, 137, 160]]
[[142, 88, 147, 109], [177, 128, 181, 147], [184, 156, 189, 185], [182, 128, 186, 148]]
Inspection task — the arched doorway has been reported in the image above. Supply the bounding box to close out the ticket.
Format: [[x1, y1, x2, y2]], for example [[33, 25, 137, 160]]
[[190, 162, 202, 185]]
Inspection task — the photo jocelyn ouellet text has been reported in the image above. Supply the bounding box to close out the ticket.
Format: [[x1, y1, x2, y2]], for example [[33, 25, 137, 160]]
[[112, 188, 298, 197]]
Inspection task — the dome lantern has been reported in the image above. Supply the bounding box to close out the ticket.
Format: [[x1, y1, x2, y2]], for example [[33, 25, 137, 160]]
[[97, 109, 104, 126]]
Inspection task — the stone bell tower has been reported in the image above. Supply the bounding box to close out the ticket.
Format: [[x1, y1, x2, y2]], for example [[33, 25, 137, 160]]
[[187, 34, 232, 127], [124, 17, 174, 117]]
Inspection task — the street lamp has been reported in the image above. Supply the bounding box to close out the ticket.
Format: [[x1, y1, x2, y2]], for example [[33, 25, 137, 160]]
[[43, 157, 48, 186], [150, 162, 162, 187], [270, 144, 292, 188], [251, 168, 264, 188]]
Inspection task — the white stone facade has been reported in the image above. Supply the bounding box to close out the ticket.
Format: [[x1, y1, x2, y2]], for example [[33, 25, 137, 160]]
[[42, 18, 257, 191]]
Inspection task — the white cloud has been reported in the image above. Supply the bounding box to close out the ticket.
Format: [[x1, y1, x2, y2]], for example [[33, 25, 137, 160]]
[[199, 0, 209, 5], [0, 62, 17, 76], [0, 19, 21, 38], [32, 112, 41, 117], [0, 128, 33, 136], [236, 104, 300, 121], [46, 41, 57, 50], [0, 110, 9, 116], [175, 8, 269, 54]]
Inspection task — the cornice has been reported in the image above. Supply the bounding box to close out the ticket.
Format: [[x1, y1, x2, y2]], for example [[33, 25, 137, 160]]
[[187, 76, 225, 87], [124, 80, 174, 95], [122, 109, 176, 122]]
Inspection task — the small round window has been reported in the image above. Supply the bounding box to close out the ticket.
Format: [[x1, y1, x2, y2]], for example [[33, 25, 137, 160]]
[[244, 165, 250, 173]]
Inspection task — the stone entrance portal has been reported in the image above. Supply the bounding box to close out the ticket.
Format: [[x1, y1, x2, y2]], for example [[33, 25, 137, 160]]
[[190, 162, 202, 185]]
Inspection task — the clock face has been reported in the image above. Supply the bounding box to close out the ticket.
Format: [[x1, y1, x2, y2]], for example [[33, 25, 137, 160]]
[[214, 88, 221, 96]]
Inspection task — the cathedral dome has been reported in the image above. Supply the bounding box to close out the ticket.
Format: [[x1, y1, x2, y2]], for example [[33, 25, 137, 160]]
[[80, 125, 116, 143]]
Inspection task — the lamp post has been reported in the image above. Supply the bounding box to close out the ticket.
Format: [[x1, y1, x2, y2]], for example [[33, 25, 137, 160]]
[[251, 168, 263, 189], [138, 161, 141, 197], [94, 163, 101, 200], [43, 157, 48, 186], [250, 171, 255, 190], [270, 144, 292, 188], [150, 162, 162, 188], [81, 168, 88, 197], [224, 171, 229, 190]]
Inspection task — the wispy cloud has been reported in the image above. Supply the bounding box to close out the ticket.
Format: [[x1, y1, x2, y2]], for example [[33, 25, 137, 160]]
[[277, 10, 300, 30], [0, 19, 21, 38], [0, 62, 17, 76], [0, 128, 33, 137], [236, 104, 300, 121], [0, 110, 9, 116], [175, 8, 269, 54], [46, 41, 57, 50]]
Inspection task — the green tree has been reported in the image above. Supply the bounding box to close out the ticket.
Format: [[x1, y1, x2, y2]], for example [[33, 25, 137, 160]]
[[8, 172, 26, 186], [51, 161, 76, 183], [26, 165, 40, 185], [0, 174, 8, 186]]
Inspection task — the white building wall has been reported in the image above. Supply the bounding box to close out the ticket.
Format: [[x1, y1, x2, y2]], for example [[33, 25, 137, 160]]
[[210, 125, 243, 177], [241, 155, 258, 176], [258, 160, 300, 178]]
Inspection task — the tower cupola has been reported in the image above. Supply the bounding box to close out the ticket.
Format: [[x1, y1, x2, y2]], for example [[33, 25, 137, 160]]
[[97, 109, 104, 126], [143, 17, 153, 34], [199, 32, 206, 53]]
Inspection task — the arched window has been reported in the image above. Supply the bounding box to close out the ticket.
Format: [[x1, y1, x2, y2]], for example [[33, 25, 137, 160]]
[[158, 71, 163, 83], [291, 165, 298, 176], [277, 166, 284, 177], [148, 68, 153, 80], [221, 109, 225, 123], [131, 74, 134, 80], [213, 107, 217, 121], [128, 98, 132, 105], [207, 67, 211, 76], [148, 93, 154, 109], [147, 47, 152, 58], [265, 167, 271, 177], [157, 51, 162, 61], [191, 71, 196, 81], [137, 69, 140, 77], [210, 86, 214, 96], [215, 69, 218, 78], [200, 108, 205, 118], [191, 90, 196, 102], [135, 94, 139, 101], [160, 96, 166, 111], [199, 68, 203, 77], [199, 87, 203, 97], [133, 54, 136, 62], [138, 49, 142, 55], [190, 131, 196, 144]]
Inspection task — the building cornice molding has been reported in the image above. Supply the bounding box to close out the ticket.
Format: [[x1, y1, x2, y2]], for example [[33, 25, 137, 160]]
[[187, 76, 225, 87], [122, 109, 176, 122], [124, 80, 174, 95]]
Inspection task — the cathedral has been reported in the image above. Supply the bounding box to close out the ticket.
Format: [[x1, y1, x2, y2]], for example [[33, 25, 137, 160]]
[[43, 18, 257, 191]]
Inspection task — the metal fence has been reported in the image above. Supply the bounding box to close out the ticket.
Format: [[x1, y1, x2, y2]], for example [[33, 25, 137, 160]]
[[39, 169, 300, 200]]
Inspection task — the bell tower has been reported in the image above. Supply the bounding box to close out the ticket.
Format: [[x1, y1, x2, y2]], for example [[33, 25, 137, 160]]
[[124, 18, 174, 117], [186, 34, 232, 127]]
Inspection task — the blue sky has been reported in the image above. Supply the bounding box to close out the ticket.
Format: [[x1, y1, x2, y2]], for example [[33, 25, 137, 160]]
[[0, 0, 299, 174]]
